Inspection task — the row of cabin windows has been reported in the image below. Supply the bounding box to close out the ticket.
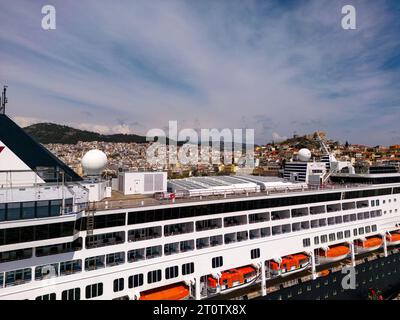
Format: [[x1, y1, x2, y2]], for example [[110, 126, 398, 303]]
[[126, 188, 396, 225], [127, 192, 344, 225], [0, 207, 383, 265], [3, 260, 196, 294], [0, 199, 72, 222], [304, 224, 378, 247], [0, 194, 388, 248], [0, 220, 78, 246]]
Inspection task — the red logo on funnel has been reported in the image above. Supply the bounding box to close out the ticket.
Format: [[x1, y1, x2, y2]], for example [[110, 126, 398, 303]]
[[0, 146, 5, 154]]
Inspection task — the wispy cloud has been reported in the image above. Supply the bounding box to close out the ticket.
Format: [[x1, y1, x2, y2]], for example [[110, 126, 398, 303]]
[[1, 0, 399, 145]]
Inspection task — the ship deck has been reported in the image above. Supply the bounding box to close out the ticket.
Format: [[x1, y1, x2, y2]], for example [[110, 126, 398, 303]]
[[92, 181, 395, 211]]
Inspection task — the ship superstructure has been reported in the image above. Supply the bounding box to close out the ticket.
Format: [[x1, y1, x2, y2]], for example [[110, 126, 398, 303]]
[[1, 114, 400, 300]]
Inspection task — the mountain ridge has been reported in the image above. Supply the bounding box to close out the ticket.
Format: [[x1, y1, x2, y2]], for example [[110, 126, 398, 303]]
[[24, 122, 148, 144]]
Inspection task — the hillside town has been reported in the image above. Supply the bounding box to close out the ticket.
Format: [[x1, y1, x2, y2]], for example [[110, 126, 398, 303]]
[[44, 131, 400, 179]]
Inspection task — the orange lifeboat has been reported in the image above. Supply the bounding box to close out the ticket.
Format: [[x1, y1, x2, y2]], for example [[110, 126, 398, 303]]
[[355, 237, 382, 254], [269, 253, 311, 277], [386, 233, 400, 246], [208, 266, 257, 293], [139, 283, 189, 300], [317, 245, 349, 264]]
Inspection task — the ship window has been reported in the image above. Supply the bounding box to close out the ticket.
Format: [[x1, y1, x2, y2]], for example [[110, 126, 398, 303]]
[[60, 259, 82, 276], [249, 212, 270, 224], [22, 202, 35, 219], [310, 205, 325, 215], [321, 235, 328, 243], [356, 200, 369, 209], [85, 283, 103, 299], [164, 222, 194, 236], [292, 222, 301, 232], [345, 230, 351, 238], [353, 229, 358, 236], [261, 227, 271, 237], [364, 212, 370, 219], [0, 248, 32, 263], [61, 288, 80, 300], [365, 226, 371, 233], [358, 228, 364, 235], [329, 233, 336, 242], [292, 207, 309, 218], [272, 226, 282, 235], [224, 215, 247, 227], [7, 202, 21, 221], [327, 203, 340, 213], [85, 255, 105, 271], [129, 274, 144, 288], [328, 217, 335, 226], [146, 245, 162, 259], [372, 225, 377, 232], [113, 278, 124, 292], [85, 231, 125, 249], [165, 266, 179, 279], [311, 219, 319, 229], [314, 236, 319, 245], [36, 237, 82, 257], [0, 203, 5, 221], [319, 218, 327, 227], [237, 231, 248, 242], [180, 240, 194, 252], [35, 263, 59, 280], [271, 210, 290, 221], [92, 213, 126, 229], [165, 242, 180, 255], [210, 235, 223, 247], [212, 256, 223, 268], [50, 200, 62, 216], [371, 200, 375, 207], [303, 238, 311, 247], [147, 270, 162, 284], [106, 252, 125, 267], [128, 226, 161, 242], [196, 218, 222, 231], [250, 229, 261, 239], [5, 268, 31, 287], [198, 236, 213, 249], [343, 215, 350, 223], [337, 232, 344, 240], [357, 212, 364, 220], [128, 249, 145, 262], [36, 293, 56, 300], [182, 263, 195, 275], [251, 248, 260, 259], [224, 233, 236, 245], [335, 216, 342, 224]]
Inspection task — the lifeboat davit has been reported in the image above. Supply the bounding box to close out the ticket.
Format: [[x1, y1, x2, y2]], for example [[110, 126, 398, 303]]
[[207, 265, 258, 294], [386, 233, 400, 246], [139, 283, 189, 300], [317, 245, 349, 264], [269, 253, 311, 277], [355, 237, 382, 254]]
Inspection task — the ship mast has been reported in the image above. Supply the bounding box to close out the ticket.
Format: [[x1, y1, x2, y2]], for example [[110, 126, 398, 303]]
[[0, 85, 8, 114]]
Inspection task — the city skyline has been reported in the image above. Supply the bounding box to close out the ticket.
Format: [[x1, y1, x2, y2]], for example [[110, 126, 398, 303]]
[[1, 0, 400, 145]]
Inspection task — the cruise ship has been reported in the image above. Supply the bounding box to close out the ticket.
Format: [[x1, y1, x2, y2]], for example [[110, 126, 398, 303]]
[[1, 112, 400, 300]]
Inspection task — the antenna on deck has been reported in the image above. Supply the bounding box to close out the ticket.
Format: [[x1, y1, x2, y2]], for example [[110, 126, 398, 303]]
[[0, 85, 8, 115]]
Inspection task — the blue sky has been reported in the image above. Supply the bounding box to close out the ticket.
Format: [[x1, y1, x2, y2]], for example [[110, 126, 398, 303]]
[[0, 0, 400, 145]]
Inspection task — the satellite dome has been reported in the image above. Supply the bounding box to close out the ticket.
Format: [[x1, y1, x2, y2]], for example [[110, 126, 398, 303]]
[[298, 148, 312, 162], [81, 149, 108, 176]]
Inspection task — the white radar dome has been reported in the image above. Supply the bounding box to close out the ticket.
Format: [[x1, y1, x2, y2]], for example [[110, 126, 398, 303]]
[[298, 148, 312, 162], [81, 149, 108, 176]]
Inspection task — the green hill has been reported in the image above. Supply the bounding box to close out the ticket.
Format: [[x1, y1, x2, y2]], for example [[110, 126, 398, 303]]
[[24, 123, 148, 144]]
